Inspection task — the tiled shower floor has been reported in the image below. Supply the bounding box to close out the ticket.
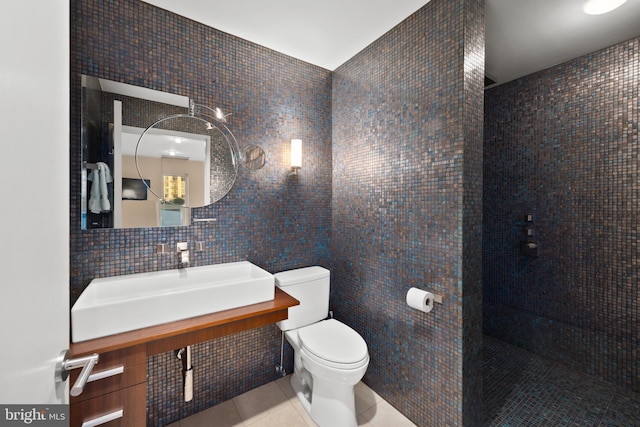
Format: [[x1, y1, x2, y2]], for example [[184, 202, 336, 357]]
[[483, 335, 640, 427]]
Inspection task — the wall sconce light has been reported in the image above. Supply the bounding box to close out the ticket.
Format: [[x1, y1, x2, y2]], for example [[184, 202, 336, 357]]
[[290, 139, 302, 175]]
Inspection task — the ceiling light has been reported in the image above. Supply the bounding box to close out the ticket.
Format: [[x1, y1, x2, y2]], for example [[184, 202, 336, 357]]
[[174, 137, 182, 144], [583, 0, 627, 15], [169, 150, 176, 156]]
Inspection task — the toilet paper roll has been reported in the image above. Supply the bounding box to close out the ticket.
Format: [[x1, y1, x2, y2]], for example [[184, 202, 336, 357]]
[[406, 288, 434, 313]]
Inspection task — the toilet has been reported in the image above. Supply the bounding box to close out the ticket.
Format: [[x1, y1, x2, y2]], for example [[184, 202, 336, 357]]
[[275, 266, 369, 427]]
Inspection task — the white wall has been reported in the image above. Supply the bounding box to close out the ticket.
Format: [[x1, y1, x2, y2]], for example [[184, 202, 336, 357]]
[[0, 1, 70, 403]]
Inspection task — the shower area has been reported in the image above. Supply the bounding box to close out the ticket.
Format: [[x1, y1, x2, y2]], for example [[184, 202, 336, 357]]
[[481, 35, 640, 426]]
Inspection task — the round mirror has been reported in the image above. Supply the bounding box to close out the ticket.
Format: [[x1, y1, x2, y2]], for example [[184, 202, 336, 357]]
[[134, 114, 238, 208]]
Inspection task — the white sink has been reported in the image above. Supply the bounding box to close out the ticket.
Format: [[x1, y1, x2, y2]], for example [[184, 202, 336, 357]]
[[71, 261, 274, 342]]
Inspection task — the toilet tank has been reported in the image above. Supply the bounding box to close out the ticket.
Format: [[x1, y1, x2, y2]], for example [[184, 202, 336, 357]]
[[275, 266, 330, 331]]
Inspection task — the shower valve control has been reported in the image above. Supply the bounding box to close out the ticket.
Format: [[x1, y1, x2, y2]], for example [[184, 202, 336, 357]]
[[520, 213, 538, 258]]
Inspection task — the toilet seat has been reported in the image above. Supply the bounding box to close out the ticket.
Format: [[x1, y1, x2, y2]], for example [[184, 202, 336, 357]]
[[298, 319, 369, 370]]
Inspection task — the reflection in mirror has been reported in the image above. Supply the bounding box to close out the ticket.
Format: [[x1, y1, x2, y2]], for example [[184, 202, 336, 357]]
[[124, 124, 213, 227], [133, 113, 238, 224], [80, 75, 243, 229]]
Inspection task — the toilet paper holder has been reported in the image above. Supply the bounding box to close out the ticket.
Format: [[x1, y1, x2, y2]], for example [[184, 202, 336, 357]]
[[406, 287, 444, 313], [431, 293, 443, 304]]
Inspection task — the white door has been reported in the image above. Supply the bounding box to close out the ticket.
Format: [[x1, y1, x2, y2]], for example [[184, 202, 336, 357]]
[[0, 0, 70, 405]]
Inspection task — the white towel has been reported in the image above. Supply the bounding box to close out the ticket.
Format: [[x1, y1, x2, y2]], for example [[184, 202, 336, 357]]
[[87, 162, 113, 213]]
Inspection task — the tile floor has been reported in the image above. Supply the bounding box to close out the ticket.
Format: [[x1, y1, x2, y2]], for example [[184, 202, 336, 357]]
[[167, 337, 640, 426], [483, 335, 640, 427], [166, 375, 416, 427]]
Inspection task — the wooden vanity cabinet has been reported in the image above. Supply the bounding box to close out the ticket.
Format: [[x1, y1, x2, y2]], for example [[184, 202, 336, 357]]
[[69, 384, 146, 426], [69, 345, 146, 426], [69, 287, 298, 427]]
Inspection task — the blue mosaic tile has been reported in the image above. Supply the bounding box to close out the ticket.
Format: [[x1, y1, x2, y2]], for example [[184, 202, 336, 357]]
[[72, 0, 330, 425], [599, 389, 640, 427], [484, 36, 640, 394], [483, 336, 640, 427], [71, 1, 485, 426], [331, 0, 484, 425]]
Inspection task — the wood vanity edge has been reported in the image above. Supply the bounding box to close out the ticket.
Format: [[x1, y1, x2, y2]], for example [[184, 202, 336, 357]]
[[70, 287, 299, 357]]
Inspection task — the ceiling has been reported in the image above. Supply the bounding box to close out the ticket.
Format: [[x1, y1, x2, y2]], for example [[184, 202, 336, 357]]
[[122, 128, 208, 161], [485, 0, 640, 85], [142, 0, 640, 85], [141, 0, 430, 71]]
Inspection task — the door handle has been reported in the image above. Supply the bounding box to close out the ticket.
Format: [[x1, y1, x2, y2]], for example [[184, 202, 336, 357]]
[[55, 350, 99, 396]]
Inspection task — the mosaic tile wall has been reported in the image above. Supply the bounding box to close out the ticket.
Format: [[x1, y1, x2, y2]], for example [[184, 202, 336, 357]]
[[484, 37, 639, 392], [331, 1, 484, 425], [70, 0, 331, 425]]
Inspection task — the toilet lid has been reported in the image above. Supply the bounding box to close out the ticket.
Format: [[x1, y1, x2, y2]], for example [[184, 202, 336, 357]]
[[298, 319, 368, 365]]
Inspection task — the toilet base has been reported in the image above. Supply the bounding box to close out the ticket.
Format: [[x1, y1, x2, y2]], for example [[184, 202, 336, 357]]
[[290, 371, 312, 413], [290, 371, 358, 427]]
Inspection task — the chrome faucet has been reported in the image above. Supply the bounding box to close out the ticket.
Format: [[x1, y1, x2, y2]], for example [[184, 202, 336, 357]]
[[177, 242, 189, 267]]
